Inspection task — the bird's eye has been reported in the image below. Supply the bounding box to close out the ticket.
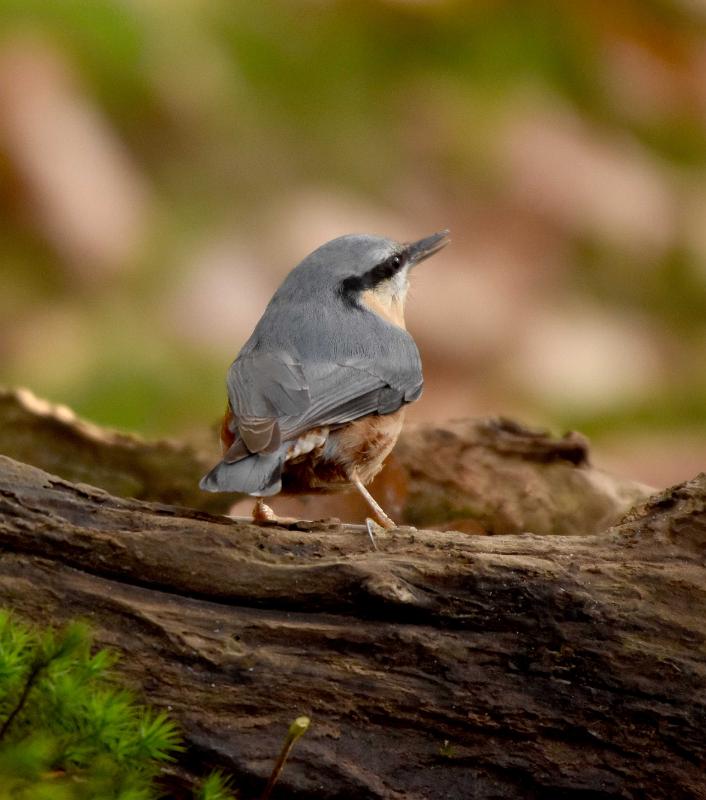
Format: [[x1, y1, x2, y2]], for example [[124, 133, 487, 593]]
[[391, 255, 401, 268]]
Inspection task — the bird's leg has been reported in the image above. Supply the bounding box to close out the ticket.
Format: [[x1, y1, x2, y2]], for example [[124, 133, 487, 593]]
[[349, 473, 396, 530]]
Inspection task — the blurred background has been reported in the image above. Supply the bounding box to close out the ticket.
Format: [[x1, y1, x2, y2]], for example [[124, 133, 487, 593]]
[[0, 0, 704, 489]]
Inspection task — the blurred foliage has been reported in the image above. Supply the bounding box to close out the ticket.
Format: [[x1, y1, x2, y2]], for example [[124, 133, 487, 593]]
[[0, 612, 161, 799], [0, 611, 237, 800], [0, 0, 704, 470]]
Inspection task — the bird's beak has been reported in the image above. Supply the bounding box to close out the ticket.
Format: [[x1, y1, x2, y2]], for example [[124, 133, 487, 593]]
[[406, 229, 450, 266]]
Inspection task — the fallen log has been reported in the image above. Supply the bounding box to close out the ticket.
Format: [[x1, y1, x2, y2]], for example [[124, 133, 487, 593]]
[[0, 387, 651, 534], [0, 454, 703, 799]]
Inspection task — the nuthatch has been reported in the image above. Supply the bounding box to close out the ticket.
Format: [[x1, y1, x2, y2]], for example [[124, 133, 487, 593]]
[[200, 230, 450, 538]]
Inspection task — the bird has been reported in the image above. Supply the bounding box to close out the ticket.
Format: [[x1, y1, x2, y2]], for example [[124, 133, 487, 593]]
[[200, 229, 449, 539]]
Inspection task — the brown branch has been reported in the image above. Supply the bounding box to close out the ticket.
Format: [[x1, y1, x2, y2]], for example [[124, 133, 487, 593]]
[[0, 660, 44, 741], [0, 386, 228, 513]]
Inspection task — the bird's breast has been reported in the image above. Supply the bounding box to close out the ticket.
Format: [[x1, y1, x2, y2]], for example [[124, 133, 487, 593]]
[[360, 289, 406, 329]]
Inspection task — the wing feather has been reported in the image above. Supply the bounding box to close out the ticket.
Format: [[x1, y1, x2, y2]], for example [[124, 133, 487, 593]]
[[224, 351, 308, 457], [224, 343, 422, 461]]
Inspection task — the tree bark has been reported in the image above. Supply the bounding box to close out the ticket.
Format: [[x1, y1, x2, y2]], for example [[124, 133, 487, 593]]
[[0, 454, 703, 799]]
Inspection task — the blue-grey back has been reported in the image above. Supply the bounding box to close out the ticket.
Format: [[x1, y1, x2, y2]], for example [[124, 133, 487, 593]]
[[241, 233, 421, 379]]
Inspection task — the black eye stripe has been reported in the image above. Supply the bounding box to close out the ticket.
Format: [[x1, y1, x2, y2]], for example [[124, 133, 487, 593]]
[[339, 250, 407, 298]]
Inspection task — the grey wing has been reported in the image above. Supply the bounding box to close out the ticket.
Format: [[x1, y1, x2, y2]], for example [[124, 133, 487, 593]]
[[199, 352, 309, 495], [200, 344, 421, 495], [224, 351, 308, 454], [301, 327, 424, 430], [225, 344, 422, 459], [290, 359, 422, 437]]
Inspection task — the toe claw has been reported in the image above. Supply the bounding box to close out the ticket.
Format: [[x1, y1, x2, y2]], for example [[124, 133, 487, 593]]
[[365, 518, 381, 550]]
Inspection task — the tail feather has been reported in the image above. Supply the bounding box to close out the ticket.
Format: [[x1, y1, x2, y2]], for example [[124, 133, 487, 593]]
[[199, 450, 284, 496]]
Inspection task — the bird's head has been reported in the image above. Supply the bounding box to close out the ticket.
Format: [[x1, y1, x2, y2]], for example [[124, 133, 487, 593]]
[[293, 230, 450, 328]]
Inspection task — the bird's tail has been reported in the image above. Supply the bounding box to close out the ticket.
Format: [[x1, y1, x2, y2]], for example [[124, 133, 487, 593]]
[[199, 450, 284, 496]]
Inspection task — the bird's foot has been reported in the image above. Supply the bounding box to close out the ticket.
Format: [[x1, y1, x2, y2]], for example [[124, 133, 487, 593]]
[[251, 498, 299, 526], [373, 509, 396, 530], [252, 498, 277, 523], [365, 518, 382, 550]]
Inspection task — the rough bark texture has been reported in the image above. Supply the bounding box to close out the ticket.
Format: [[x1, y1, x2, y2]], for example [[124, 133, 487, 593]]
[[0, 387, 651, 534], [0, 454, 703, 799]]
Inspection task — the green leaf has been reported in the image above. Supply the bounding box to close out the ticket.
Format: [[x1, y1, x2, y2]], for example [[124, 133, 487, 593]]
[[198, 771, 237, 800]]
